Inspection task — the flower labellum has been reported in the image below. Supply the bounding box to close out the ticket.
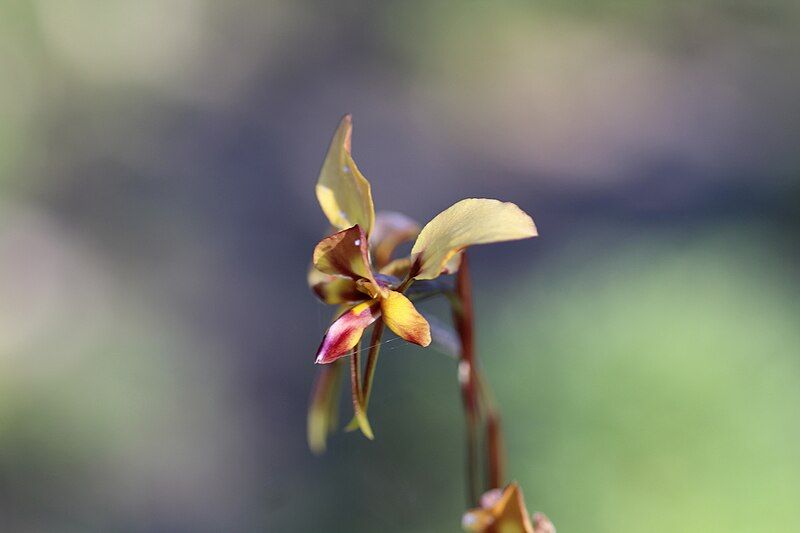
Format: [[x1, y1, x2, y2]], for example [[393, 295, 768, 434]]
[[315, 300, 381, 364]]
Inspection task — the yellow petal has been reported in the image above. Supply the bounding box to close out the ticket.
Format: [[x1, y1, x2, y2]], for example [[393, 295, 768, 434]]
[[316, 115, 375, 235], [312, 225, 375, 283], [411, 199, 537, 280], [380, 291, 431, 347]]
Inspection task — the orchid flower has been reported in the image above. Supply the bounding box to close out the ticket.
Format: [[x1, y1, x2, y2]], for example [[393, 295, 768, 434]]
[[306, 115, 550, 531], [307, 115, 536, 445], [310, 115, 537, 366], [462, 483, 555, 533]]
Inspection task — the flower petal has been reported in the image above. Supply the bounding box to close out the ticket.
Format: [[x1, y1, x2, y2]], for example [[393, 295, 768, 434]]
[[312, 225, 375, 282], [307, 360, 344, 454], [308, 267, 364, 304], [316, 115, 375, 235], [380, 291, 431, 347], [493, 483, 536, 533], [410, 199, 537, 280], [315, 300, 381, 364], [370, 211, 420, 268], [493, 483, 535, 533]]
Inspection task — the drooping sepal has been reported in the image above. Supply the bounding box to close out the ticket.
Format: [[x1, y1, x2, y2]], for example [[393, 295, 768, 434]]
[[307, 360, 344, 454]]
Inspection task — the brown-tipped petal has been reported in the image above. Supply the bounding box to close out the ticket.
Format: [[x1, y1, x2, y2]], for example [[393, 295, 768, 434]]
[[312, 225, 375, 282], [308, 267, 365, 304], [411, 199, 537, 280], [316, 115, 375, 234], [380, 291, 431, 347], [315, 300, 381, 364], [370, 211, 421, 268]]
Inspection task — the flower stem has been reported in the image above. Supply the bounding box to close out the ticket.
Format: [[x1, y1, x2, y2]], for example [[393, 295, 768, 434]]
[[486, 411, 504, 490], [344, 320, 385, 432], [452, 254, 481, 505], [350, 339, 374, 439], [361, 319, 385, 409], [451, 252, 507, 504]]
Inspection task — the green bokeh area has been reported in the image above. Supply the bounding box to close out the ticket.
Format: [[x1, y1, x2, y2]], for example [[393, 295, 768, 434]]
[[482, 226, 800, 531]]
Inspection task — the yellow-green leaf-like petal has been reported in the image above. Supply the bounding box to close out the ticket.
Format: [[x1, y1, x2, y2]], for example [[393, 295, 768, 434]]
[[411, 199, 537, 280], [315, 115, 375, 235]]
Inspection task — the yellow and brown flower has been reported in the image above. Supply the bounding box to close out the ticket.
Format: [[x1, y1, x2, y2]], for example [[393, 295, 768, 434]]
[[310, 116, 536, 365], [307, 115, 538, 449]]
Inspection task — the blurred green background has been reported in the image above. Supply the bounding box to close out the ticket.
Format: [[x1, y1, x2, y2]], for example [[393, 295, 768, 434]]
[[1, 0, 799, 531]]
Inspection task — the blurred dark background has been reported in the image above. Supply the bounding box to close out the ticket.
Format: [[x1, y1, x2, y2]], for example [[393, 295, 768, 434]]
[[1, 1, 799, 531]]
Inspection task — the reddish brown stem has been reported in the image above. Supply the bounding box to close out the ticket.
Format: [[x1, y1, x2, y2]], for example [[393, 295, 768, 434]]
[[361, 319, 385, 409], [486, 412, 505, 490], [453, 254, 481, 505], [452, 253, 507, 505]]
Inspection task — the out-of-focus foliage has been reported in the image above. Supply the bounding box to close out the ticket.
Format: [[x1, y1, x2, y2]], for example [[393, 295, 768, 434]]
[[486, 227, 800, 532]]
